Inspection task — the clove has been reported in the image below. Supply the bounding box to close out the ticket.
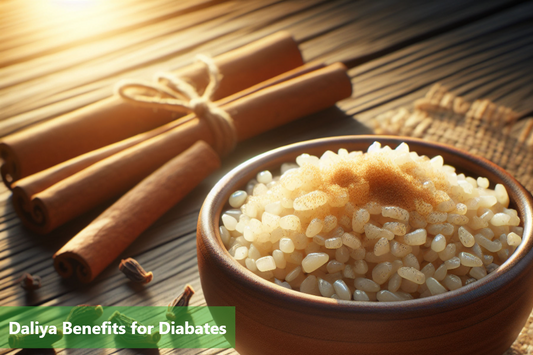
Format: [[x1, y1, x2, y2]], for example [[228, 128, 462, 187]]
[[119, 258, 153, 284], [166, 284, 195, 321], [19, 273, 41, 291]]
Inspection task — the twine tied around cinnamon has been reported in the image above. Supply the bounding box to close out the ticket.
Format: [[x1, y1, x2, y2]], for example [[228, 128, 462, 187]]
[[115, 55, 237, 156]]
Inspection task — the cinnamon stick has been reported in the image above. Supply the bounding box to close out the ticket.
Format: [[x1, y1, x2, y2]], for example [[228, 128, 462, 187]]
[[14, 63, 352, 234], [54, 141, 220, 283], [0, 31, 303, 185]]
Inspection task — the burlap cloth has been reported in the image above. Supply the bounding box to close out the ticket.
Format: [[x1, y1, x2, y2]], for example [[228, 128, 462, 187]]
[[368, 84, 533, 354]]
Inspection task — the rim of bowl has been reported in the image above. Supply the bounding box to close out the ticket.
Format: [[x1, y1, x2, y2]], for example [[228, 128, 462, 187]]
[[199, 135, 533, 314]]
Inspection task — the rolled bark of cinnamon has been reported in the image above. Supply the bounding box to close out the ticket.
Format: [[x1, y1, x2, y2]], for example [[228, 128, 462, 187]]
[[14, 63, 352, 234], [54, 141, 220, 283], [0, 31, 303, 186]]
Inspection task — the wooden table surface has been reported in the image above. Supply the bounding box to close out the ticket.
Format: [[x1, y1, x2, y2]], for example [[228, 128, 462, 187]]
[[1, 0, 533, 354]]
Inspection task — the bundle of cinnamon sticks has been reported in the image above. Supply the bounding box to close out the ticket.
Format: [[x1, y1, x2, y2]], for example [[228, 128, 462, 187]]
[[1, 32, 352, 282]]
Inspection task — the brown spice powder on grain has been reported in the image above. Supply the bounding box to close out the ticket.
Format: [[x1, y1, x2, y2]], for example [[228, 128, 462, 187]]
[[320, 153, 444, 211]]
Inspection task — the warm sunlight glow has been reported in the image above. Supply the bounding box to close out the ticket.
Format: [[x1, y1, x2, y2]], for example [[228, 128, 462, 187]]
[[21, 0, 117, 45], [52, 0, 96, 6], [29, 0, 106, 17]]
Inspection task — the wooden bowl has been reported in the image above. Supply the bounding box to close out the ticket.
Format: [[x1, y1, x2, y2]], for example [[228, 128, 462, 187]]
[[197, 135, 533, 355]]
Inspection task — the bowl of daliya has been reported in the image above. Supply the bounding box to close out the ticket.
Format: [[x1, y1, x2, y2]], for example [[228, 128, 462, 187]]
[[197, 135, 533, 355]]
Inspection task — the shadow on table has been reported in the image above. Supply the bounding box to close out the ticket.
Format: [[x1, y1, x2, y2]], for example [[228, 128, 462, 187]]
[[504, 347, 529, 355], [12, 349, 56, 355]]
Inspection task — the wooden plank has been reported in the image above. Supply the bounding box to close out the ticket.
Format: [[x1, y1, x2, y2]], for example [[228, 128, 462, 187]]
[[0, 0, 519, 136], [0, 1, 241, 90], [0, 0, 229, 66], [341, 1, 533, 121]]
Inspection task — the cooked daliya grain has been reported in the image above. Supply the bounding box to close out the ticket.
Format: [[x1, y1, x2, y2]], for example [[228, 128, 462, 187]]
[[221, 142, 523, 302]]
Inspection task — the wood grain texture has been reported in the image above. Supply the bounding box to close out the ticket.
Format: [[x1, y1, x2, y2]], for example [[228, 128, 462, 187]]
[[1, 0, 533, 354]]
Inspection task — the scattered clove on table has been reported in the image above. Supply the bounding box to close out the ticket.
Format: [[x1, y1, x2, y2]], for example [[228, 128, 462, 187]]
[[19, 273, 41, 291], [119, 258, 153, 284], [166, 284, 195, 321]]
